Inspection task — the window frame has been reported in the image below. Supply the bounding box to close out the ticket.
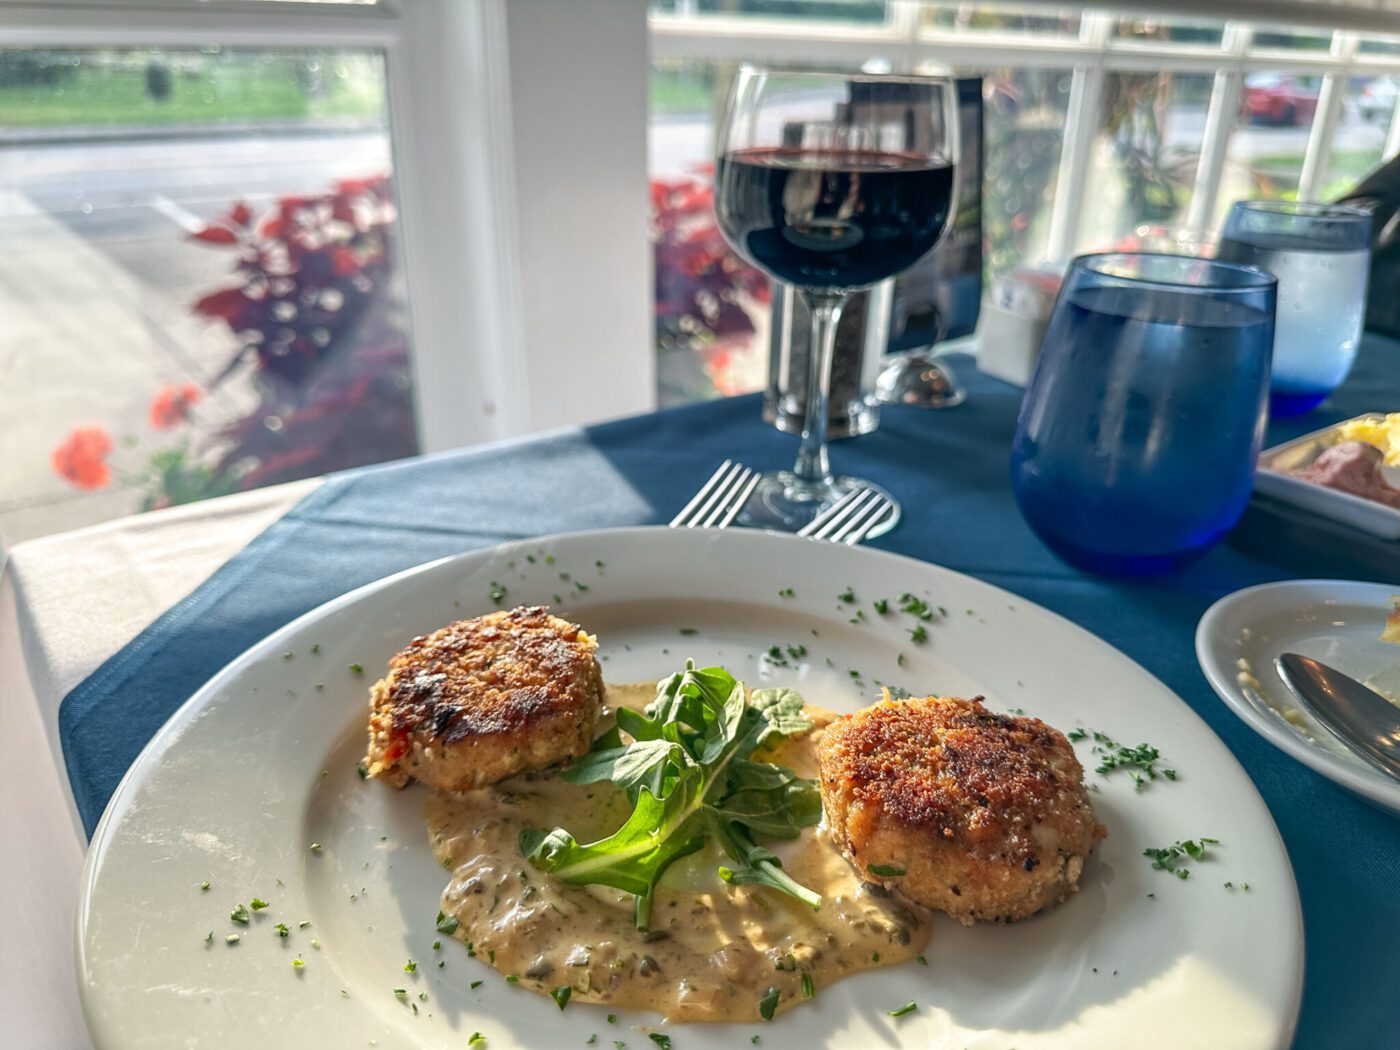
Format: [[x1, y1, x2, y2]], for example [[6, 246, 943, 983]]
[[652, 3, 1400, 262], [0, 0, 655, 456]]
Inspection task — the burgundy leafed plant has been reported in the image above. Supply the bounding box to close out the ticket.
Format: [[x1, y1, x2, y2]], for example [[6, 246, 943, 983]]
[[652, 172, 769, 355]]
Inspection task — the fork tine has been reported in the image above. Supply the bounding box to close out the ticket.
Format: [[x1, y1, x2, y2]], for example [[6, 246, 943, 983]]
[[838, 495, 894, 545], [811, 488, 878, 541], [695, 463, 749, 527], [796, 486, 864, 538], [714, 470, 759, 528], [670, 460, 736, 528]]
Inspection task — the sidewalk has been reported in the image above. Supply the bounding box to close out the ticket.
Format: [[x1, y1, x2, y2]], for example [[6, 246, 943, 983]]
[[0, 115, 386, 148], [0, 189, 256, 542]]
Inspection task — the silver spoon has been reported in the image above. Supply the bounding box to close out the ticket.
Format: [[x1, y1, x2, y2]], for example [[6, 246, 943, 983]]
[[1274, 653, 1400, 782]]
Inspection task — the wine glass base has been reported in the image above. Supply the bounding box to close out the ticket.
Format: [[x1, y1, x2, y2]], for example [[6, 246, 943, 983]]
[[876, 353, 966, 408], [737, 472, 901, 538]]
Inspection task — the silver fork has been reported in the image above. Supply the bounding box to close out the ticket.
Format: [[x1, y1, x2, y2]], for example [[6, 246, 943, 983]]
[[669, 459, 760, 529], [797, 486, 894, 545]]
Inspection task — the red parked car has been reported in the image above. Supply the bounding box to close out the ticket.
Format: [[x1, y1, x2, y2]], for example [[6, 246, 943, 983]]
[[1243, 73, 1320, 126]]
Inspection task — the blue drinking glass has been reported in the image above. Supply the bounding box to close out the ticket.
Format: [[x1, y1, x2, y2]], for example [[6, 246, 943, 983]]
[[1217, 200, 1372, 417], [1010, 253, 1276, 577]]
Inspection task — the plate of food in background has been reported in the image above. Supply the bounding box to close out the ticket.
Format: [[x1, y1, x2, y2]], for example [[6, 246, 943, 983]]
[[77, 527, 1302, 1049], [1255, 412, 1400, 538]]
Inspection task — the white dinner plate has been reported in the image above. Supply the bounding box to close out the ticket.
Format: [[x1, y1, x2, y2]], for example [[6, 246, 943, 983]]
[[79, 528, 1302, 1049], [1197, 578, 1400, 817]]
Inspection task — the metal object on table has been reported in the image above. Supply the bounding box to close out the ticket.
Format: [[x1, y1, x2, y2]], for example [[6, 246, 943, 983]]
[[876, 348, 966, 407], [762, 280, 890, 440], [796, 485, 896, 545], [1275, 653, 1400, 782], [669, 459, 759, 529]]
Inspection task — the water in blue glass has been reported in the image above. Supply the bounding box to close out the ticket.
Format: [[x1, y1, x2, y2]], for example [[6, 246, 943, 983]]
[[1217, 201, 1371, 418], [1011, 281, 1272, 576]]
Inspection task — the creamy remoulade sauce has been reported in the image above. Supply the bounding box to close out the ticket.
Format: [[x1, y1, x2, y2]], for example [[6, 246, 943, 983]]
[[426, 683, 931, 1022]]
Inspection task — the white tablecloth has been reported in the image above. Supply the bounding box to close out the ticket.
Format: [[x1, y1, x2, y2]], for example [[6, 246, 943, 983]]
[[2, 479, 319, 1048]]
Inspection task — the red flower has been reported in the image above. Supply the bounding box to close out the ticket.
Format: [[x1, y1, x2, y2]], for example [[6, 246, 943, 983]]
[[52, 427, 113, 490], [149, 384, 201, 430]]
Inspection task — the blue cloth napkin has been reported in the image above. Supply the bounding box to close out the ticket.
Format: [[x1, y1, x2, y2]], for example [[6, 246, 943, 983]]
[[61, 344, 1400, 1047]]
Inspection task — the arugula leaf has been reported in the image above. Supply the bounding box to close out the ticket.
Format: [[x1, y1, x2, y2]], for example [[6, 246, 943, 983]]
[[523, 664, 822, 927]]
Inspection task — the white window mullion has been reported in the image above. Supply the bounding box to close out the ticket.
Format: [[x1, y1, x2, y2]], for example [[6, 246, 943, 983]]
[[1186, 22, 1253, 234], [1045, 13, 1112, 261], [1298, 31, 1357, 202]]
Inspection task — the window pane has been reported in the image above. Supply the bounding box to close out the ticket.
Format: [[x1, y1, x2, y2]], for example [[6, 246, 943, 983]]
[[651, 58, 774, 406], [978, 68, 1073, 274], [0, 48, 415, 541], [1358, 35, 1400, 57], [1215, 70, 1322, 225], [649, 0, 889, 24], [921, 3, 1080, 37], [1080, 73, 1213, 250], [1114, 17, 1224, 47], [1250, 29, 1334, 52], [1321, 75, 1397, 199]]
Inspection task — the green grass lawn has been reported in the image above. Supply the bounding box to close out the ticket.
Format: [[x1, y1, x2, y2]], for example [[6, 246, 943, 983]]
[[0, 58, 385, 128], [1250, 148, 1384, 200]]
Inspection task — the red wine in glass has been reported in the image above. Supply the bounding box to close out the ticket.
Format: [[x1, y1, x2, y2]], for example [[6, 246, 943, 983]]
[[715, 147, 955, 290]]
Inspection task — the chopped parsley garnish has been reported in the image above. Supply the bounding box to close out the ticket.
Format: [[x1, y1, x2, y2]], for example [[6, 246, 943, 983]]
[[432, 939, 441, 950], [873, 598, 889, 615], [505, 974, 518, 983], [230, 904, 250, 925], [292, 956, 305, 970], [199, 881, 210, 891], [489, 581, 507, 604], [778, 588, 795, 598], [1069, 728, 1177, 790], [309, 842, 322, 853], [471, 980, 484, 989], [552, 986, 573, 1010], [418, 992, 428, 1002], [649, 1036, 672, 1049], [916, 955, 927, 966], [888, 1001, 918, 1018], [349, 662, 364, 675], [763, 645, 789, 668], [310, 643, 320, 654], [758, 986, 780, 1020], [898, 593, 935, 620], [468, 1034, 486, 1048], [897, 653, 907, 667], [435, 911, 459, 935], [274, 923, 290, 938], [204, 931, 212, 943], [801, 972, 814, 999], [607, 1014, 617, 1023], [838, 587, 857, 604], [299, 920, 311, 928], [1144, 837, 1219, 879], [785, 644, 807, 660], [871, 951, 881, 962], [521, 664, 822, 928], [393, 988, 408, 1002], [250, 898, 270, 911], [679, 628, 698, 636], [403, 959, 417, 973], [868, 863, 906, 877], [907, 624, 928, 644]]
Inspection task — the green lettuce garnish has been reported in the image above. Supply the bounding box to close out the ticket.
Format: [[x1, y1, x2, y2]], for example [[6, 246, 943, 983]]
[[519, 664, 822, 928]]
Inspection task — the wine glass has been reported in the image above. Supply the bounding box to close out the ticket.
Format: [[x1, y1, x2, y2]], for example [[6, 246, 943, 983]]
[[714, 68, 959, 535]]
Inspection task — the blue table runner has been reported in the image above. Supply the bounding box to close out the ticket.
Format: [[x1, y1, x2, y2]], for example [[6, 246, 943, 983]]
[[60, 346, 1400, 1047]]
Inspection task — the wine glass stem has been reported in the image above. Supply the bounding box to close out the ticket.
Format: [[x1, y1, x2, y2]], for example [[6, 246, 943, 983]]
[[793, 289, 848, 485]]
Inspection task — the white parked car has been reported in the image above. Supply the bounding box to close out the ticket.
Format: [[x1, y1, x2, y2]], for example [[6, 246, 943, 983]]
[[1359, 76, 1398, 123]]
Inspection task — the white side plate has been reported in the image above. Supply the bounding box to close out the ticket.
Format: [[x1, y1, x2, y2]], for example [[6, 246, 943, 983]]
[[1197, 578, 1400, 817], [79, 528, 1302, 1049]]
